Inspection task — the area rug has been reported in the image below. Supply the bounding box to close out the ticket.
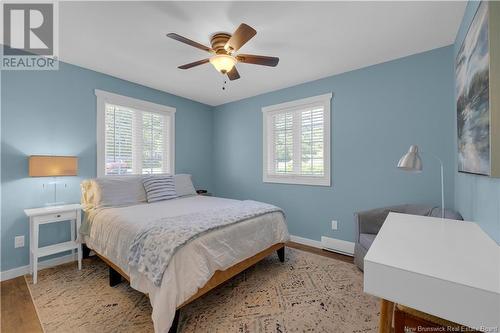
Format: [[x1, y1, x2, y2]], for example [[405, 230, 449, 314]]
[[26, 248, 379, 332]]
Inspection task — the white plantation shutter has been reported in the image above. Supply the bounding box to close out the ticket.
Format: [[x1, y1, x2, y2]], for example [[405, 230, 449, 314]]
[[96, 90, 175, 177], [105, 105, 134, 175], [139, 111, 170, 174], [263, 93, 331, 186], [272, 111, 294, 174], [105, 104, 172, 175], [300, 107, 324, 176]]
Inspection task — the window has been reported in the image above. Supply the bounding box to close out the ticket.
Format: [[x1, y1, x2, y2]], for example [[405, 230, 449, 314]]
[[95, 90, 175, 177], [262, 93, 332, 186]]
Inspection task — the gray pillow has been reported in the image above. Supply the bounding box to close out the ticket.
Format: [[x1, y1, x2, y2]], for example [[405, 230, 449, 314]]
[[143, 175, 177, 203], [174, 174, 197, 197], [92, 175, 147, 208]]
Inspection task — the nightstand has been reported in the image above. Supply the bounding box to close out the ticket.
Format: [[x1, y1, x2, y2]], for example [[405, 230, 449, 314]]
[[24, 204, 82, 284]]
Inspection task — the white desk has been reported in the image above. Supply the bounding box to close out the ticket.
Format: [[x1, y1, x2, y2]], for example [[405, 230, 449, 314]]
[[364, 212, 500, 332]]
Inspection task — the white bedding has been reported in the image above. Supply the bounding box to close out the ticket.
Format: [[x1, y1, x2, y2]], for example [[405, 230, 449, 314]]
[[83, 195, 289, 333]]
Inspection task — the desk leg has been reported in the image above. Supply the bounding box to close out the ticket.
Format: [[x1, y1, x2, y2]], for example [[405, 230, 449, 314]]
[[378, 299, 394, 333]]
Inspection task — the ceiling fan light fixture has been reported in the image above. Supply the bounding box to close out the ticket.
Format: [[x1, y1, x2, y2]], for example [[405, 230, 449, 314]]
[[209, 54, 236, 74], [167, 23, 279, 81]]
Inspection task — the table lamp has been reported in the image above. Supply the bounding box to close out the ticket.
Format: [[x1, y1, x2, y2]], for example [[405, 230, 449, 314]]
[[397, 145, 445, 218], [29, 155, 78, 205]]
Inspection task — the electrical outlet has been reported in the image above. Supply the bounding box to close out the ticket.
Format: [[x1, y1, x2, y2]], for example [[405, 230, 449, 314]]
[[331, 220, 338, 230], [15, 235, 25, 248]]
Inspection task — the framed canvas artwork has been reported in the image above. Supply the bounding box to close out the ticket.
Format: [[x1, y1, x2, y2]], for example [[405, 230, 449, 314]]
[[456, 1, 499, 177]]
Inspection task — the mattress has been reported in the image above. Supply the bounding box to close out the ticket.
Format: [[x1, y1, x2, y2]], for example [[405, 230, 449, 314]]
[[83, 195, 289, 333]]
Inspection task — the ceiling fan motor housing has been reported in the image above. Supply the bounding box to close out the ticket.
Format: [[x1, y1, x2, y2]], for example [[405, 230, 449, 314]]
[[210, 33, 232, 54]]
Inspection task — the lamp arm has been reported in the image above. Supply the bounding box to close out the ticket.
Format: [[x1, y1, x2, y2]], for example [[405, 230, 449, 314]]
[[421, 151, 445, 218]]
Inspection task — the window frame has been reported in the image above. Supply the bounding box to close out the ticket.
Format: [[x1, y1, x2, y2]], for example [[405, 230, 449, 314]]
[[262, 93, 332, 186], [95, 89, 176, 177]]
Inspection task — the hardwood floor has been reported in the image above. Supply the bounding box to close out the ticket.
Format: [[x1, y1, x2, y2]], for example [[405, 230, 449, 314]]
[[1, 276, 43, 333], [0, 243, 353, 333]]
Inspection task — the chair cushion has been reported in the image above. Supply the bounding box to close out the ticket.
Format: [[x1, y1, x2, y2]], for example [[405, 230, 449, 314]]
[[359, 233, 376, 250]]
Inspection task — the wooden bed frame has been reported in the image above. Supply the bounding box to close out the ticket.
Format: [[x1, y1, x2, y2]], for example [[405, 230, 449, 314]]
[[83, 243, 285, 333]]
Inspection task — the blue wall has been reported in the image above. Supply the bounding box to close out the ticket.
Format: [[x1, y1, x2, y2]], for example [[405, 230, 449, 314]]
[[1, 62, 214, 271], [213, 46, 456, 243], [4, 6, 498, 274], [454, 1, 500, 244]]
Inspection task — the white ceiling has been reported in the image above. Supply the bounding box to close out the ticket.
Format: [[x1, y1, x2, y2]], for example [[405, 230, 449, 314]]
[[60, 1, 466, 106]]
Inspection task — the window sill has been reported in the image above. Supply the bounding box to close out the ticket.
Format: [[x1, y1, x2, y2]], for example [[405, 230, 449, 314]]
[[263, 174, 331, 186]]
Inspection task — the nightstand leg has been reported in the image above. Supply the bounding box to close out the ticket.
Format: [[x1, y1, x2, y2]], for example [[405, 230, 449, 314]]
[[29, 217, 33, 275], [33, 258, 38, 284], [78, 245, 82, 270], [76, 213, 82, 270], [70, 218, 76, 256], [33, 223, 39, 284]]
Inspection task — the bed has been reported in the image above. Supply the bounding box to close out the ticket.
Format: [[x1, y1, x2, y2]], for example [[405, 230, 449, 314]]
[[80, 174, 289, 333]]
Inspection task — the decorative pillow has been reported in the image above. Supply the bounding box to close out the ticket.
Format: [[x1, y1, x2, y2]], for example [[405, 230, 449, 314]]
[[91, 175, 147, 208], [174, 174, 197, 197], [143, 175, 177, 203]]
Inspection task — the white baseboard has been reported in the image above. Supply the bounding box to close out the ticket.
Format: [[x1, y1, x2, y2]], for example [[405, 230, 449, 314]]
[[290, 234, 355, 257], [321, 236, 355, 256], [289, 235, 323, 249], [0, 253, 77, 282]]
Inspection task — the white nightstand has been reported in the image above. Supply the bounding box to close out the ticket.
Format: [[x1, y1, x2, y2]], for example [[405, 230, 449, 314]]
[[24, 204, 82, 284]]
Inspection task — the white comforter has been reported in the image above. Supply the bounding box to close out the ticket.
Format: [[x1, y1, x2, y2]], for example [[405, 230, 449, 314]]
[[83, 195, 289, 333]]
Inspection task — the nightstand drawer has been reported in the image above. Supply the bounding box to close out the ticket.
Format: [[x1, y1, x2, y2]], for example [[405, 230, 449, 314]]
[[33, 210, 77, 223]]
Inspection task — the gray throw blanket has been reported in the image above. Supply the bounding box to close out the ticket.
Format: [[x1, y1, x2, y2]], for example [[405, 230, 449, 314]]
[[128, 200, 284, 286]]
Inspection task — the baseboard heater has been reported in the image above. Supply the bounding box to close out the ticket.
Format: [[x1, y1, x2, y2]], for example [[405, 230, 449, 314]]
[[321, 236, 355, 256]]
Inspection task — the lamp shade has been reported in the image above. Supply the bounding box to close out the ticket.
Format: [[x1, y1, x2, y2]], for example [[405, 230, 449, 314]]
[[397, 145, 422, 172], [29, 156, 78, 177]]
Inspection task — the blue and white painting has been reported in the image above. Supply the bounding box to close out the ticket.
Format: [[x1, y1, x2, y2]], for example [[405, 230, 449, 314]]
[[456, 2, 490, 175]]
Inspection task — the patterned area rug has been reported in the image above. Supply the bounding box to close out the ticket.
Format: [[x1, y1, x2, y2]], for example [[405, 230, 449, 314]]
[[26, 248, 379, 332]]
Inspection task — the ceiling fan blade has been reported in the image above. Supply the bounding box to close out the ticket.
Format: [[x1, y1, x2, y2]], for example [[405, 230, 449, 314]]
[[236, 54, 279, 67], [178, 58, 210, 69], [167, 33, 213, 53], [227, 67, 240, 81], [224, 24, 256, 53]]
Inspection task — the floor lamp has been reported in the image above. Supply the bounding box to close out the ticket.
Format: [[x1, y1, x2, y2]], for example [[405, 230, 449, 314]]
[[397, 145, 445, 218]]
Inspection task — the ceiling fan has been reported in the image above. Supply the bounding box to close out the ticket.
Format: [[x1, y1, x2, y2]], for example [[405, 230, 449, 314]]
[[167, 23, 279, 81]]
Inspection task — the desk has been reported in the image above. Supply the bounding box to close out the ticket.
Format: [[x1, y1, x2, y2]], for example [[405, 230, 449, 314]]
[[364, 212, 500, 332]]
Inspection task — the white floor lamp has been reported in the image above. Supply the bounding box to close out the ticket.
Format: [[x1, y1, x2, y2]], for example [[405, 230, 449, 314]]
[[397, 145, 445, 218]]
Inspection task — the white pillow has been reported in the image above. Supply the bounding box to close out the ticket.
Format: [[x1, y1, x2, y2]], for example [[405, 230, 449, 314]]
[[174, 174, 196, 197], [92, 175, 147, 208]]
